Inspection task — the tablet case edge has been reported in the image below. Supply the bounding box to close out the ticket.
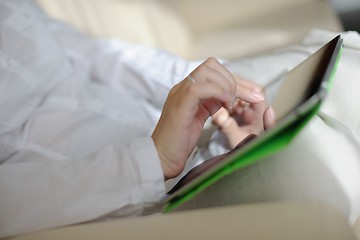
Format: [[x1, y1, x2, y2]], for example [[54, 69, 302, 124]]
[[163, 43, 343, 213]]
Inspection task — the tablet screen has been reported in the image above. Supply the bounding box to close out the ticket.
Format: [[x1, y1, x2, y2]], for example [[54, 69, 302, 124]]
[[167, 35, 342, 195], [271, 38, 336, 121]]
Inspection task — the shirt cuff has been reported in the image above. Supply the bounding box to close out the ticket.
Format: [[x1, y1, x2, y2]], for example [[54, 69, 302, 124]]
[[128, 137, 166, 206]]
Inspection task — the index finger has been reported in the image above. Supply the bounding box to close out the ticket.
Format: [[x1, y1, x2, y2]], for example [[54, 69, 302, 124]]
[[234, 75, 263, 93], [235, 82, 265, 104]]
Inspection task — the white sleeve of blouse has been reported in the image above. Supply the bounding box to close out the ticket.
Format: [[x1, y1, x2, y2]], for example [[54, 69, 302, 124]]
[[0, 137, 165, 238], [41, 7, 202, 110], [0, 1, 166, 238]]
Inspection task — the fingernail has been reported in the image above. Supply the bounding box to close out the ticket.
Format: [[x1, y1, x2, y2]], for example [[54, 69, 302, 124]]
[[251, 91, 265, 101], [268, 106, 276, 121]]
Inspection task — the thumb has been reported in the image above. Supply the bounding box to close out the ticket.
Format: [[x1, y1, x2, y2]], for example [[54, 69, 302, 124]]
[[212, 108, 249, 149], [263, 106, 276, 131]]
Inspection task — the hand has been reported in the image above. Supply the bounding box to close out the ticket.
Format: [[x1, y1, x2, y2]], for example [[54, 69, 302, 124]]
[[212, 78, 276, 149], [151, 58, 265, 179]]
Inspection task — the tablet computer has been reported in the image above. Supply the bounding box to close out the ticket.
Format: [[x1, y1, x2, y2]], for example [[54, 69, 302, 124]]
[[162, 35, 343, 212]]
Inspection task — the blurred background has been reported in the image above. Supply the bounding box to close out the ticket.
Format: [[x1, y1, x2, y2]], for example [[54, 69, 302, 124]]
[[331, 0, 360, 32], [36, 0, 360, 60]]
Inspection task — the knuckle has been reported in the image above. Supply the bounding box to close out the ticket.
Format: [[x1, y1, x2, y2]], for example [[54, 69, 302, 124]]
[[186, 83, 198, 95], [197, 64, 208, 73], [168, 84, 180, 97], [205, 57, 219, 67]]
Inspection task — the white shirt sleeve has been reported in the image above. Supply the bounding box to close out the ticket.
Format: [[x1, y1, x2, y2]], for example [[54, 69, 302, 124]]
[[0, 137, 165, 238], [40, 8, 202, 110], [0, 1, 169, 237]]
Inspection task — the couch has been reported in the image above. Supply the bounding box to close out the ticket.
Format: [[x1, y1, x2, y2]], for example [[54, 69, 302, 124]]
[[36, 0, 343, 59], [7, 203, 358, 240]]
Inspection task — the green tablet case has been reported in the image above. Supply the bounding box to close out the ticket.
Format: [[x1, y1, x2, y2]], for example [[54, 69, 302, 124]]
[[163, 43, 343, 213]]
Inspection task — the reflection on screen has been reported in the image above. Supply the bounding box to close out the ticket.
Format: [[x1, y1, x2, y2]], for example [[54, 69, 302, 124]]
[[271, 45, 331, 121]]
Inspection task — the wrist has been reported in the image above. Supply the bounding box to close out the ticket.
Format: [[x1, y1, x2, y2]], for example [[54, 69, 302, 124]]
[[151, 135, 183, 180]]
